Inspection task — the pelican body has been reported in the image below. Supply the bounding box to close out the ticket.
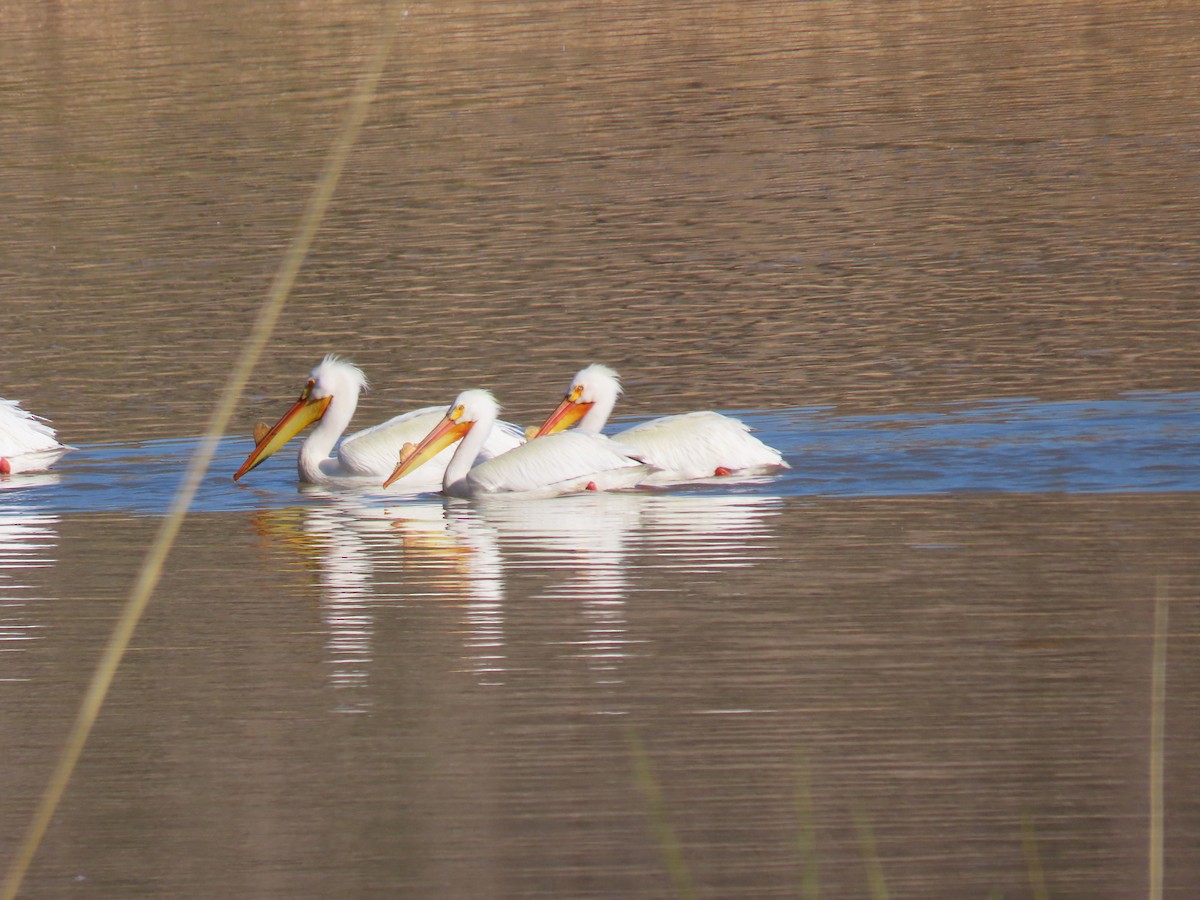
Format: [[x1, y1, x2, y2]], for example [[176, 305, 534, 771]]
[[0, 399, 69, 474], [234, 356, 523, 488], [383, 389, 655, 498], [534, 364, 788, 482]]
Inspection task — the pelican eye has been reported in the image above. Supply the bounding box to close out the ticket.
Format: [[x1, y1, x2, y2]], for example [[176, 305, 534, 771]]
[[569, 385, 584, 402], [299, 378, 317, 400], [450, 404, 465, 420]]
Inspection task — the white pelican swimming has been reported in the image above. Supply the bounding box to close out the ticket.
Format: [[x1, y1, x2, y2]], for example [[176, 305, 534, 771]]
[[233, 356, 523, 488], [533, 364, 789, 482], [0, 398, 70, 474], [382, 389, 656, 498]]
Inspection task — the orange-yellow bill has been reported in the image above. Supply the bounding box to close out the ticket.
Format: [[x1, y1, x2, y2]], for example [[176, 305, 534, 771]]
[[531, 386, 591, 439], [233, 384, 332, 481], [382, 413, 471, 488]]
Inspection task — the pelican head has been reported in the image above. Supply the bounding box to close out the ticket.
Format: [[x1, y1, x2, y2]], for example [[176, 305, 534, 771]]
[[383, 389, 498, 488], [533, 363, 622, 438], [233, 355, 367, 481]]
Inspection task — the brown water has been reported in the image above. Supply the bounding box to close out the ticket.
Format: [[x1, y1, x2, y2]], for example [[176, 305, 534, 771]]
[[2, 1, 1198, 897]]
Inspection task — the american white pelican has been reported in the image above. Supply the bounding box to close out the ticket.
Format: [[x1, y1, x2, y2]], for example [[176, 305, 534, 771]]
[[0, 399, 70, 475], [233, 356, 523, 487], [382, 389, 656, 498], [533, 364, 789, 482]]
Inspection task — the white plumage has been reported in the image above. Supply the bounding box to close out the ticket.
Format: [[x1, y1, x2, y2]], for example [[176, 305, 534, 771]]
[[383, 389, 655, 498], [234, 356, 523, 488], [533, 364, 788, 482], [0, 399, 69, 474]]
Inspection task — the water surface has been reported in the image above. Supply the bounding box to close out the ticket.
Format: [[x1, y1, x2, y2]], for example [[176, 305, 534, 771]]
[[2, 1, 1198, 897]]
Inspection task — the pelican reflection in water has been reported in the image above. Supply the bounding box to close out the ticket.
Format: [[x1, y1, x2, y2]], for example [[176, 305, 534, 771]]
[[254, 495, 509, 707], [255, 490, 781, 706], [0, 506, 60, 662]]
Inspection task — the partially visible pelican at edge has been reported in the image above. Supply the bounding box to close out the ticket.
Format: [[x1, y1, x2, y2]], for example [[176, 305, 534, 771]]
[[533, 364, 789, 482], [233, 356, 524, 488], [0, 398, 70, 474], [383, 389, 656, 498]]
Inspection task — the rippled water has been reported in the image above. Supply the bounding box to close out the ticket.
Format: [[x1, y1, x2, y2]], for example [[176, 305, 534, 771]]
[[3, 1, 1199, 897]]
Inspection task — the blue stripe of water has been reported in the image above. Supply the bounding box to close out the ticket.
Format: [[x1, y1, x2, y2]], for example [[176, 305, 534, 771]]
[[2, 392, 1196, 515]]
